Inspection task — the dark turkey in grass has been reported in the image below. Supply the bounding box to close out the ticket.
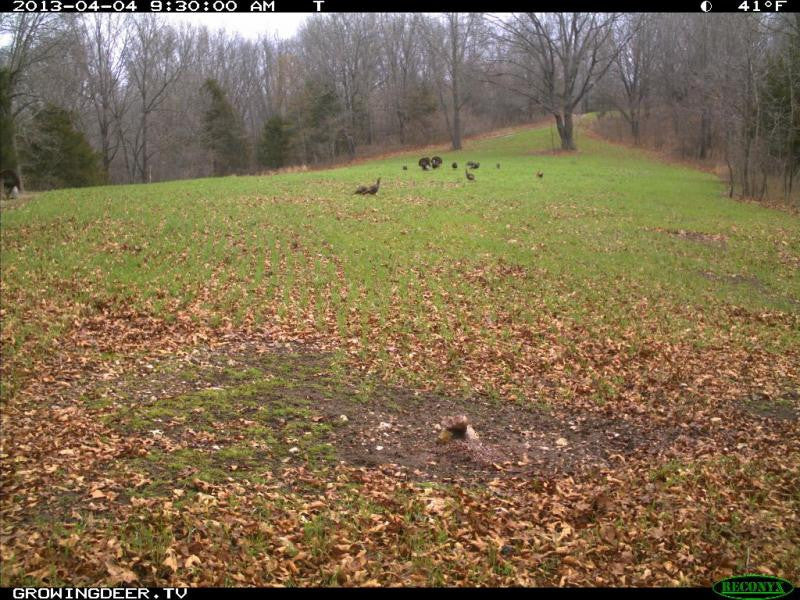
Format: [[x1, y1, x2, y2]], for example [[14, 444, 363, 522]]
[[452, 162, 458, 169], [466, 161, 480, 169], [419, 157, 432, 170], [537, 171, 544, 178], [354, 178, 381, 195], [465, 169, 475, 181], [431, 156, 443, 169]]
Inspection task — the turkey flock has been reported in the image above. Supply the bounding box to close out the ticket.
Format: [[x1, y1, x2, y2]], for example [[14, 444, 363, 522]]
[[352, 154, 544, 195]]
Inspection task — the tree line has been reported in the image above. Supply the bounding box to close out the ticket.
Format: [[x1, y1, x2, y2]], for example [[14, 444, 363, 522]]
[[0, 13, 797, 203]]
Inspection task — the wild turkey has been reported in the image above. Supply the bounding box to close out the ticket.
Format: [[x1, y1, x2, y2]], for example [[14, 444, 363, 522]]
[[354, 177, 380, 195], [465, 169, 475, 182], [467, 161, 480, 169], [419, 157, 431, 170], [536, 171, 544, 178], [496, 163, 501, 169], [452, 162, 458, 169], [362, 178, 381, 195], [431, 156, 443, 169], [402, 165, 408, 170]]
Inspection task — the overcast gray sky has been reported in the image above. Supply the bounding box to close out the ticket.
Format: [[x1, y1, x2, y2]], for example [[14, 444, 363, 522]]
[[168, 13, 312, 39]]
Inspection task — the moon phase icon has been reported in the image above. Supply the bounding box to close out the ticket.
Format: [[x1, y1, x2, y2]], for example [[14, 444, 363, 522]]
[[700, 1, 712, 11]]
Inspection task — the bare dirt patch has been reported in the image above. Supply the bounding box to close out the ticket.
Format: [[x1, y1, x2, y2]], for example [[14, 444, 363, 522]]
[[69, 346, 667, 484], [739, 389, 800, 422], [315, 388, 691, 483], [651, 227, 728, 247], [699, 271, 800, 310], [55, 344, 793, 488], [666, 228, 728, 247], [700, 270, 766, 291]]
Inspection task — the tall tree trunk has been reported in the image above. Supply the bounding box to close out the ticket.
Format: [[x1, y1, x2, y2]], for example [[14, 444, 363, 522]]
[[10, 133, 23, 192], [450, 31, 462, 150], [631, 111, 641, 145], [99, 119, 112, 175], [698, 110, 711, 159], [452, 101, 462, 150], [555, 112, 576, 150], [396, 109, 406, 144], [438, 86, 452, 144], [141, 111, 148, 183], [742, 135, 752, 197], [724, 129, 735, 198]]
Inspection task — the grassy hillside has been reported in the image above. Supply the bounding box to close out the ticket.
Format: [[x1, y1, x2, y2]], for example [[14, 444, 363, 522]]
[[1, 123, 798, 586]]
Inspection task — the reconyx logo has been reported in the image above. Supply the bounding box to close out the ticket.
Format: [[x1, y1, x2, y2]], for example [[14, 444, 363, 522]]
[[713, 574, 795, 600]]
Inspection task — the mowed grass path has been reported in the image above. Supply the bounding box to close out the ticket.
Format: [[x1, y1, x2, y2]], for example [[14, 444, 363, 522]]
[[1, 123, 798, 586]]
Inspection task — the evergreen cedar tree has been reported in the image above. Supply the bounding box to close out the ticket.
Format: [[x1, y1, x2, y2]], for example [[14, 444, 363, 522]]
[[202, 78, 251, 176], [20, 105, 105, 190], [257, 115, 291, 170]]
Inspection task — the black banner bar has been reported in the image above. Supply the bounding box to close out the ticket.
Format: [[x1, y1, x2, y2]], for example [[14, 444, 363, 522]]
[[0, 587, 797, 600], [0, 0, 795, 13], [0, 588, 723, 598]]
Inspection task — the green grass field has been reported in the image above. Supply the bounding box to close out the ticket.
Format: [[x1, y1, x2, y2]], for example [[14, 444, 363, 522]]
[[1, 123, 798, 586]]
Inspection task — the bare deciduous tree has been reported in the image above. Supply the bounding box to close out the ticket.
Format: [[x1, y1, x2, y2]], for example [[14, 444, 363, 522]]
[[377, 14, 429, 144], [299, 14, 379, 156], [609, 14, 655, 144], [124, 15, 190, 182], [74, 15, 130, 175], [424, 13, 483, 150], [490, 13, 622, 150]]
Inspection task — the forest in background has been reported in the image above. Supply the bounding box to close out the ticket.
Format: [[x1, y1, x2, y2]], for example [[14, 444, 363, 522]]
[[1, 12, 798, 204]]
